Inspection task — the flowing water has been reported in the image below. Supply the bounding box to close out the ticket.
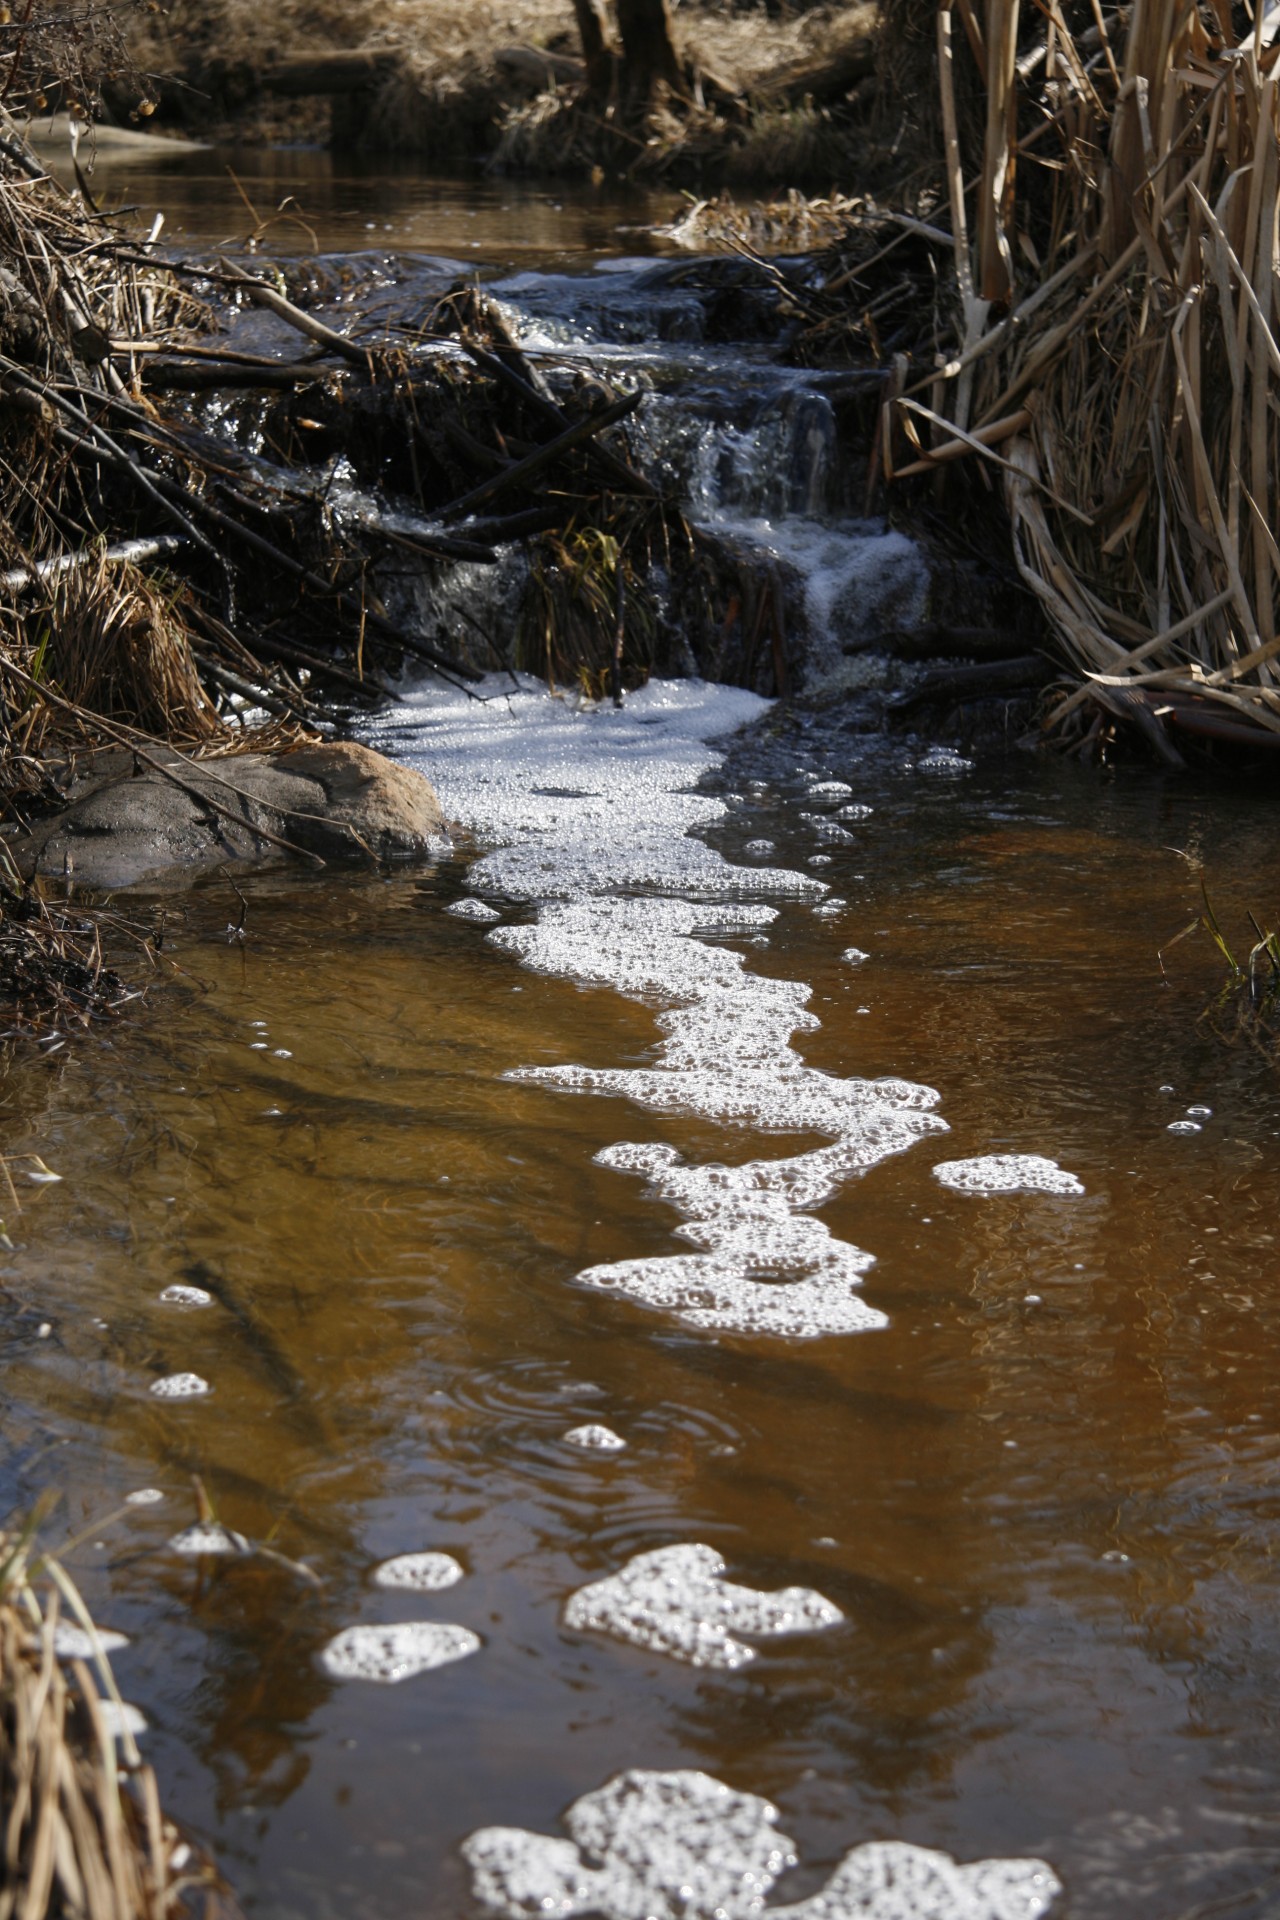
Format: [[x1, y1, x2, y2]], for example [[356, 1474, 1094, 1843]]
[[5, 162, 1280, 1920]]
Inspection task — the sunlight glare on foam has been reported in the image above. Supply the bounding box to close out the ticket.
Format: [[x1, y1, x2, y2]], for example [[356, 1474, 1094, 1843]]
[[463, 1768, 1062, 1920], [563, 1543, 842, 1669], [364, 677, 947, 1340]]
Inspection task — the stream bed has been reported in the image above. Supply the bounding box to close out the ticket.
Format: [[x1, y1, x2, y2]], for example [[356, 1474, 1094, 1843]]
[[4, 160, 1280, 1920]]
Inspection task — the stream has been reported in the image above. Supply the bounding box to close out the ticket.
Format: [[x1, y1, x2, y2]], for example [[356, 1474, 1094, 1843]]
[[5, 153, 1280, 1920]]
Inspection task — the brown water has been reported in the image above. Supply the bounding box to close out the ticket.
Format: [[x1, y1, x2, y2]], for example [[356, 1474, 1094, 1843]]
[[41, 140, 677, 264], [5, 733, 1280, 1920]]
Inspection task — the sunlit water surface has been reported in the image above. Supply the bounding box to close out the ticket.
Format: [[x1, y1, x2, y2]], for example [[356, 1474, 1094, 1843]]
[[2, 678, 1280, 1920]]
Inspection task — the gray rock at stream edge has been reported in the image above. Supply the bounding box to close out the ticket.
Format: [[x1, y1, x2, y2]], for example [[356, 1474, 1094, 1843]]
[[9, 742, 447, 890]]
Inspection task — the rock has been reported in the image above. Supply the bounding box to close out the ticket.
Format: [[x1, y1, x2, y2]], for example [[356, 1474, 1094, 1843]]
[[10, 741, 447, 891]]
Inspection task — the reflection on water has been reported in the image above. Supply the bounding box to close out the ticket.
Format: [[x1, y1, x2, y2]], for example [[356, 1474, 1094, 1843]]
[[0, 718, 1277, 1917], [41, 139, 677, 265]]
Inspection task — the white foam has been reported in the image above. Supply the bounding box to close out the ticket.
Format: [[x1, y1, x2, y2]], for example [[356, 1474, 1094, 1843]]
[[447, 899, 502, 922], [563, 1544, 842, 1669], [836, 803, 873, 821], [463, 1769, 1061, 1920], [933, 1155, 1084, 1197], [806, 781, 853, 798], [53, 1624, 129, 1659], [917, 748, 974, 776], [168, 1523, 252, 1556], [801, 816, 855, 844], [564, 1424, 627, 1451], [320, 1621, 480, 1683], [841, 948, 869, 966], [364, 678, 947, 1340], [1168, 1120, 1201, 1135], [99, 1702, 147, 1743], [373, 1552, 465, 1591], [149, 1372, 211, 1398], [159, 1285, 213, 1308], [743, 839, 778, 858], [125, 1488, 165, 1506]]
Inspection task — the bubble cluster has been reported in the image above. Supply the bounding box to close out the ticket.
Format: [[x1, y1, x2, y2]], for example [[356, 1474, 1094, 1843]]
[[463, 1769, 1061, 1920], [447, 899, 503, 922], [159, 1284, 213, 1308], [563, 1424, 627, 1451], [563, 1544, 842, 1669], [149, 1372, 211, 1399], [320, 1621, 480, 1683], [933, 1155, 1084, 1197], [372, 1552, 465, 1591], [168, 1523, 252, 1557]]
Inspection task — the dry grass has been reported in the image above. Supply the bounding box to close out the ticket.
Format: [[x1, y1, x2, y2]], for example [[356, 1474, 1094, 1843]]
[[0, 1516, 235, 1920], [883, 2, 1280, 749]]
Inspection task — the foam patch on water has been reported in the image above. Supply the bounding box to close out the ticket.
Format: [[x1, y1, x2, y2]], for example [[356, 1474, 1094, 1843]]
[[363, 678, 947, 1340], [373, 1552, 465, 1591], [934, 1155, 1084, 1197], [126, 1488, 165, 1505], [447, 899, 502, 922], [806, 781, 853, 799], [564, 1424, 627, 1451], [842, 948, 869, 966], [463, 1769, 1062, 1920], [159, 1285, 213, 1307], [320, 1621, 480, 1683], [168, 1523, 252, 1556], [563, 1544, 842, 1669], [53, 1624, 129, 1659], [149, 1372, 211, 1398], [99, 1701, 147, 1743]]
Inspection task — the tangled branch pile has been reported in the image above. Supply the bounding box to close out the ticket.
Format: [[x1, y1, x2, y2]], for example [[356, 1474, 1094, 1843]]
[[882, 0, 1280, 756]]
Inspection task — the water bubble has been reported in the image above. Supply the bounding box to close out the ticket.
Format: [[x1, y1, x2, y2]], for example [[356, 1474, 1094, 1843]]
[[149, 1372, 211, 1398], [806, 780, 853, 798], [373, 1552, 465, 1591], [248, 1042, 268, 1051], [742, 840, 776, 857], [320, 1621, 480, 1683], [836, 803, 873, 821], [168, 1523, 252, 1556], [563, 1543, 842, 1669], [1186, 1104, 1213, 1118], [272, 1048, 293, 1059], [807, 855, 833, 867], [463, 1768, 1061, 1920], [933, 1155, 1084, 1196], [1167, 1120, 1202, 1135], [126, 1488, 165, 1506], [53, 1624, 129, 1659], [563, 1424, 627, 1451], [841, 947, 869, 966], [447, 899, 503, 922], [99, 1702, 147, 1743], [159, 1284, 212, 1308]]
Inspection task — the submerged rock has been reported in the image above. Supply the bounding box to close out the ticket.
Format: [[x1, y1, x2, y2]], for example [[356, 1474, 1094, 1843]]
[[10, 741, 447, 890]]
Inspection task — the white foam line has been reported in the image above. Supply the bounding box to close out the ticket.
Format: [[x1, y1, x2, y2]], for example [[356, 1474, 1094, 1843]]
[[365, 676, 947, 1338]]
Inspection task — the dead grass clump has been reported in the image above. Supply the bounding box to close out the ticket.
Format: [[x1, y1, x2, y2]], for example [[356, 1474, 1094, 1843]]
[[0, 1520, 235, 1919], [872, 3, 1280, 754]]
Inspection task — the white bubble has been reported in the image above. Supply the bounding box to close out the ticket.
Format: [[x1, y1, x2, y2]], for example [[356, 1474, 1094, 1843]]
[[26, 1167, 62, 1184], [841, 947, 869, 965], [807, 855, 833, 867], [53, 1624, 129, 1659], [159, 1284, 212, 1308], [563, 1424, 627, 1451], [933, 1155, 1084, 1197], [811, 898, 846, 918], [743, 839, 777, 857], [462, 1768, 1061, 1920], [800, 815, 855, 844], [248, 1042, 269, 1050], [564, 1544, 842, 1669], [917, 748, 974, 776], [447, 898, 503, 922], [272, 1048, 293, 1058], [1167, 1121, 1202, 1136], [836, 803, 873, 821], [149, 1372, 211, 1398], [320, 1621, 480, 1683], [125, 1488, 165, 1506], [1186, 1104, 1212, 1118], [805, 781, 853, 798], [373, 1552, 465, 1591], [168, 1523, 252, 1556], [99, 1701, 147, 1743]]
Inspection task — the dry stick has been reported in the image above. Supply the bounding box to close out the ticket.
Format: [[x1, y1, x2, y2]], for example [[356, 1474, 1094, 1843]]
[[0, 535, 187, 594], [937, 1, 988, 435], [897, 400, 1094, 522], [440, 389, 644, 521], [460, 338, 658, 498], [892, 406, 1032, 475], [216, 261, 372, 370], [3, 663, 327, 865]]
